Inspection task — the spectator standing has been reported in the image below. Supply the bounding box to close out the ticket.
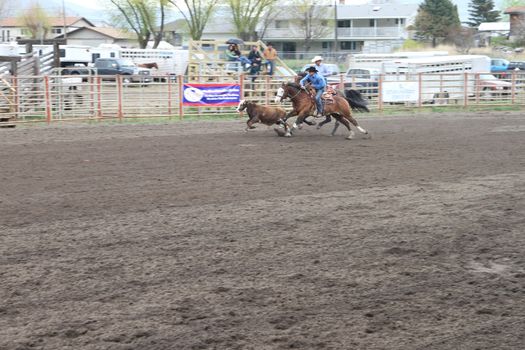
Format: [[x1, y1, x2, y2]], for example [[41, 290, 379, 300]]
[[263, 43, 278, 76], [310, 56, 331, 79]]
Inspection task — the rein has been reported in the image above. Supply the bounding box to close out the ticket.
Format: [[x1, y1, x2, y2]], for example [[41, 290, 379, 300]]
[[285, 85, 306, 101]]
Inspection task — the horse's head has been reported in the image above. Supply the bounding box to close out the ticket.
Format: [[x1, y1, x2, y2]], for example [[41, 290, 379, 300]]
[[274, 83, 286, 103], [275, 82, 304, 103]]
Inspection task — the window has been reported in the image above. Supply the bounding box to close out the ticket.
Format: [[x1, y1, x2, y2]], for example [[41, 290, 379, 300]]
[[52, 28, 62, 34], [96, 60, 110, 69], [275, 20, 289, 29], [322, 41, 330, 49], [340, 41, 357, 50], [369, 19, 375, 27], [395, 18, 405, 25], [338, 20, 350, 28]]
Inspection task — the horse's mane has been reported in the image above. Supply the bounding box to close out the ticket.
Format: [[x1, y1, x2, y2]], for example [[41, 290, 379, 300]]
[[286, 82, 302, 90]]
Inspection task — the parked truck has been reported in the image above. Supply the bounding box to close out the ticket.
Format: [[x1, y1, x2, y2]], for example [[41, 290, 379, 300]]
[[93, 58, 152, 84]]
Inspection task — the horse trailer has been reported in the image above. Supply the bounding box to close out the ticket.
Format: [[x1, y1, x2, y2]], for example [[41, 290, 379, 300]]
[[380, 55, 511, 103]]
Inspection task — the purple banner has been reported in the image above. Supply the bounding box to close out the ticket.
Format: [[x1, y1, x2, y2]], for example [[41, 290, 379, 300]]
[[182, 83, 241, 106]]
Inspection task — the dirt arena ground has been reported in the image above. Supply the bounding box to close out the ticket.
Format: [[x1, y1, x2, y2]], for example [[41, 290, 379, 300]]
[[1, 112, 525, 350]]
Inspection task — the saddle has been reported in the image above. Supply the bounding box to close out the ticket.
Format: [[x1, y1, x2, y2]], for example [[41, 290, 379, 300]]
[[321, 85, 337, 104]]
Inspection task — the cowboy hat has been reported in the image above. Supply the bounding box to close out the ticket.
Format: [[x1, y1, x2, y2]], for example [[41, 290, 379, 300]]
[[305, 66, 318, 73], [311, 56, 323, 63]]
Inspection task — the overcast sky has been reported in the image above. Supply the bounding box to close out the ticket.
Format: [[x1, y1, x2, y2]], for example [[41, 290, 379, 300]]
[[37, 0, 508, 23]]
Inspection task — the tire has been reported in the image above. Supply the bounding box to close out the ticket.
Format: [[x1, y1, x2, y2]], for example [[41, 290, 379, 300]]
[[481, 87, 492, 100]]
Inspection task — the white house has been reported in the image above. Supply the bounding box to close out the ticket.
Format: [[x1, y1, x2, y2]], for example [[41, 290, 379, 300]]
[[0, 17, 94, 43], [163, 17, 237, 45], [169, 0, 417, 55], [54, 27, 137, 47], [477, 22, 510, 46], [262, 0, 418, 55]]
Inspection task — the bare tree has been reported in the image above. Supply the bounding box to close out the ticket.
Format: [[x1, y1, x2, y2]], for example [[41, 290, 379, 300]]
[[448, 26, 476, 54], [227, 0, 277, 41], [257, 5, 280, 41], [108, 0, 168, 49], [18, 2, 51, 40], [290, 0, 333, 52], [169, 0, 220, 40]]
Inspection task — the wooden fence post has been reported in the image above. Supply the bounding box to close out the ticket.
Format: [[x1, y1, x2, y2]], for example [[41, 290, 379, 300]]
[[463, 73, 468, 108], [378, 74, 383, 111], [96, 76, 102, 119], [178, 75, 184, 120], [418, 73, 422, 108], [44, 75, 52, 123], [167, 76, 172, 117], [116, 75, 123, 119]]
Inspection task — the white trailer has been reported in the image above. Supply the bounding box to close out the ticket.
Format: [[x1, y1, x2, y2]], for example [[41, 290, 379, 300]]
[[348, 51, 449, 69], [379, 55, 507, 103], [118, 48, 189, 77], [58, 45, 93, 66]]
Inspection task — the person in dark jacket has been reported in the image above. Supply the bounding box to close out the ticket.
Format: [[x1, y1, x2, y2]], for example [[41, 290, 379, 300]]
[[247, 45, 263, 72], [300, 66, 327, 117]]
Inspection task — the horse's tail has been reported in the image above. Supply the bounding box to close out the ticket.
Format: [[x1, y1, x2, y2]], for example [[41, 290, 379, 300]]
[[344, 89, 369, 113]]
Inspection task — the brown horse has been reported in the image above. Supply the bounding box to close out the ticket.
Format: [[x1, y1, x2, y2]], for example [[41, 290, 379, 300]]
[[274, 82, 369, 139], [138, 62, 159, 69]]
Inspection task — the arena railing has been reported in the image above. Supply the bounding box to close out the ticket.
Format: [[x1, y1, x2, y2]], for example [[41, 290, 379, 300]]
[[1, 72, 524, 125]]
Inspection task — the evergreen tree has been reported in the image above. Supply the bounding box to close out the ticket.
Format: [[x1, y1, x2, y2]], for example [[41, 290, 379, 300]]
[[467, 0, 501, 28], [415, 0, 461, 47]]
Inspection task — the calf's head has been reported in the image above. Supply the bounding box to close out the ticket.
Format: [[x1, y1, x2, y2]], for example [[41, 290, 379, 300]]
[[236, 100, 248, 112]]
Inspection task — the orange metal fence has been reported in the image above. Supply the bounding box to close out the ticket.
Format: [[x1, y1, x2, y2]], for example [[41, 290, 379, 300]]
[[1, 72, 525, 124]]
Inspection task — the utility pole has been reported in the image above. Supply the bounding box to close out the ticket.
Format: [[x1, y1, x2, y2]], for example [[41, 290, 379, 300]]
[[334, 0, 338, 56], [62, 0, 67, 42]]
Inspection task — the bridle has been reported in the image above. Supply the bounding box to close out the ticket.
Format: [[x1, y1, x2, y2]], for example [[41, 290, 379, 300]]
[[276, 84, 302, 102]]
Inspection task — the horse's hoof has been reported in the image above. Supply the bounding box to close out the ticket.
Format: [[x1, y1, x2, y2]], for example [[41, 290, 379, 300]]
[[310, 121, 317, 126], [274, 128, 286, 137], [316, 125, 322, 130], [346, 136, 354, 140], [285, 132, 292, 137]]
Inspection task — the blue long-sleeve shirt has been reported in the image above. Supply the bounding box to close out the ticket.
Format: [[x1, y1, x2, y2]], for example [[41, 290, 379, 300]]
[[315, 63, 331, 77], [300, 73, 327, 90]]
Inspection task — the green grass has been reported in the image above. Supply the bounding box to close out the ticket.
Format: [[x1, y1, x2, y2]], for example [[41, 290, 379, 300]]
[[369, 104, 524, 116], [10, 104, 525, 128]]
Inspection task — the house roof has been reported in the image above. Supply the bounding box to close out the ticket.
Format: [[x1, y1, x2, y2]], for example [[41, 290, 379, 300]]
[[164, 18, 236, 34], [504, 6, 525, 14], [55, 26, 135, 40], [478, 22, 510, 32], [0, 16, 95, 27], [337, 3, 418, 18]]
